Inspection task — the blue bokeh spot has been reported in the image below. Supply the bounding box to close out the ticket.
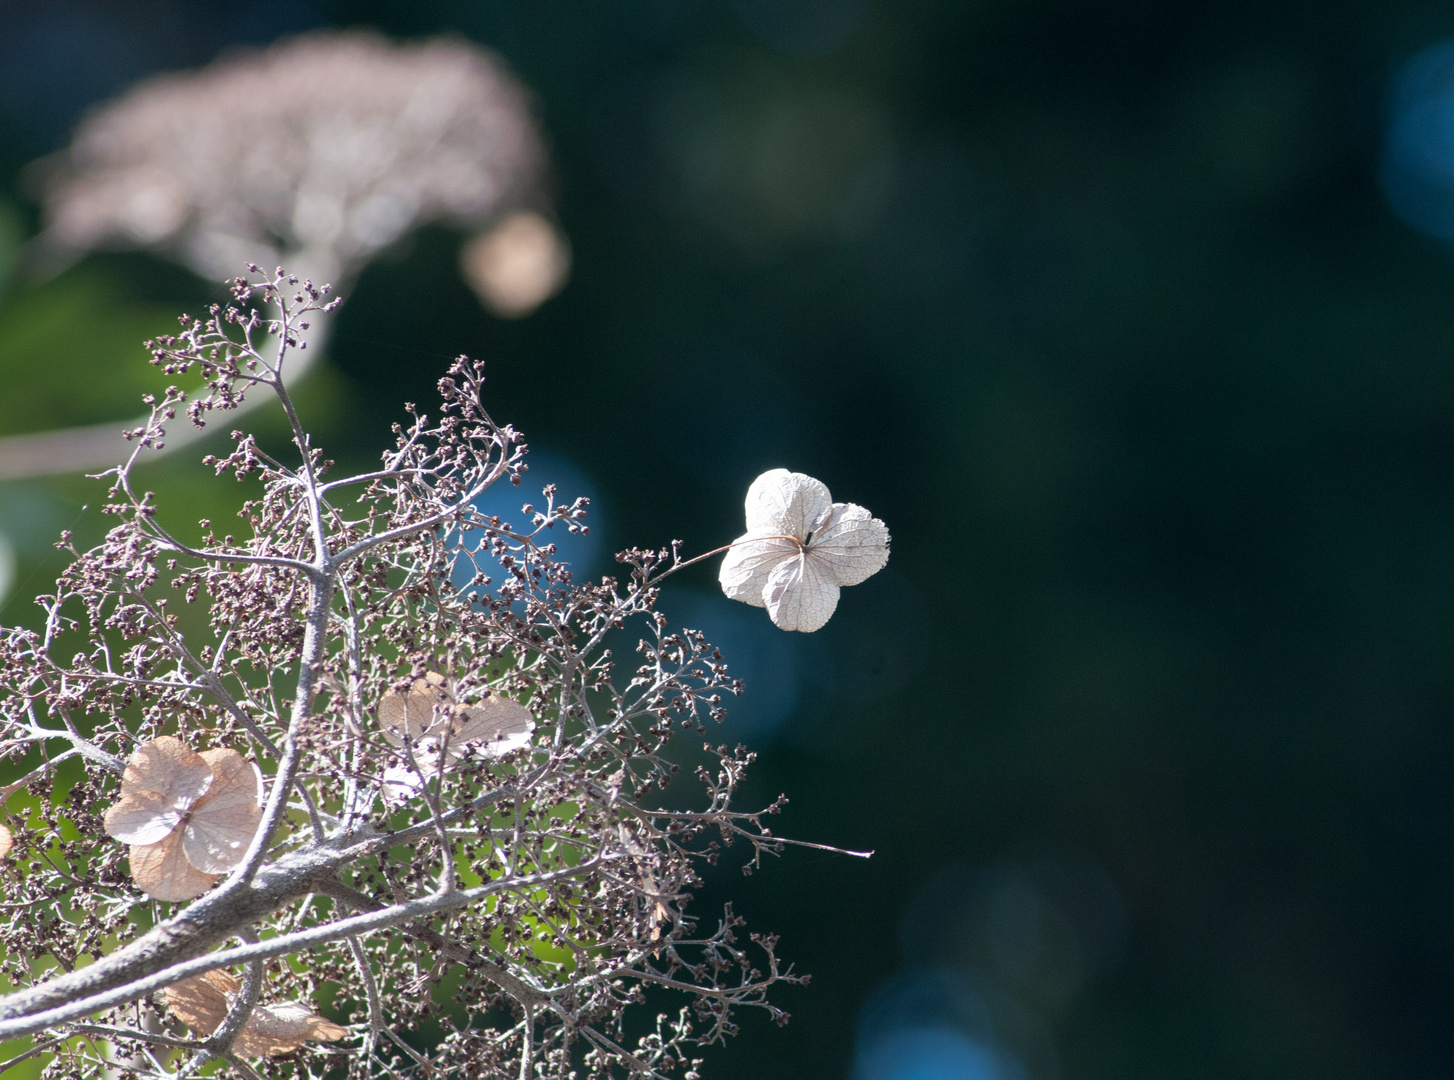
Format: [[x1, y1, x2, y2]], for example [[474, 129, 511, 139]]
[[1381, 40, 1454, 240]]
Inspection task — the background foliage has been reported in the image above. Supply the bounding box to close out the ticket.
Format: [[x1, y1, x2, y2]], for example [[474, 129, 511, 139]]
[[3, 1, 1454, 1078]]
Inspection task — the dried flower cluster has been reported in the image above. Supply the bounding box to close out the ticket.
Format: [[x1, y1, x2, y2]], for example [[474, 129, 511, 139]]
[[0, 267, 883, 1079]]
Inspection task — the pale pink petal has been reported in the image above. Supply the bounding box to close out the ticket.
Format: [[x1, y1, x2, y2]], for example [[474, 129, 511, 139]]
[[197, 748, 262, 803], [743, 469, 832, 539], [719, 532, 799, 607], [449, 696, 535, 757], [0, 825, 11, 859], [129, 831, 219, 901], [378, 674, 452, 745], [103, 789, 183, 845], [806, 503, 890, 587], [162, 969, 236, 1035], [183, 749, 263, 872], [119, 736, 214, 805], [234, 1002, 349, 1057], [763, 550, 841, 633]]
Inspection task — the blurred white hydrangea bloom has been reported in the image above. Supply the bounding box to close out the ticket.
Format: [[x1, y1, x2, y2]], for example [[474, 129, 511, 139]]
[[719, 468, 890, 632], [37, 30, 562, 302], [3, 31, 569, 480]]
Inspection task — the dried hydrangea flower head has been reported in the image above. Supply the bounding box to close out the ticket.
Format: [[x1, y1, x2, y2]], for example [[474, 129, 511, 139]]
[[39, 31, 556, 293], [719, 468, 891, 632], [0, 268, 883, 1079], [102, 737, 263, 901], [162, 969, 347, 1057], [377, 671, 535, 801]]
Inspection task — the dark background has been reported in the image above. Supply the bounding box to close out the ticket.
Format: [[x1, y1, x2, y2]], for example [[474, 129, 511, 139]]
[[4, 2, 1454, 1078]]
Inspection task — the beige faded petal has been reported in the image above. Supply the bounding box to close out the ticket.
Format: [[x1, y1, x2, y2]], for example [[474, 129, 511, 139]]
[[719, 532, 799, 607], [119, 736, 214, 805], [806, 503, 890, 587], [378, 672, 451, 745], [763, 550, 841, 633], [104, 789, 184, 845], [163, 971, 346, 1057], [450, 695, 535, 757], [0, 824, 11, 859], [743, 469, 832, 540], [234, 1002, 349, 1057], [129, 831, 219, 901], [380, 759, 432, 805], [162, 969, 236, 1036], [183, 749, 264, 873]]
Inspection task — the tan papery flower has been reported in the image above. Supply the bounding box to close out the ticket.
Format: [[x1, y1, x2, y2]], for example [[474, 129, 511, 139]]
[[162, 969, 348, 1057], [102, 737, 263, 901], [0, 824, 11, 859]]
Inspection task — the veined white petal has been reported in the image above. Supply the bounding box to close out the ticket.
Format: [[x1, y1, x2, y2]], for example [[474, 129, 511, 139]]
[[763, 549, 841, 633], [719, 531, 799, 607], [182, 748, 265, 872], [743, 469, 832, 540], [807, 503, 890, 587]]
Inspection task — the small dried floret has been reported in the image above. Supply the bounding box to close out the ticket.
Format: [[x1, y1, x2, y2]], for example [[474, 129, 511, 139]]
[[378, 672, 535, 800], [103, 737, 263, 901], [162, 968, 348, 1057], [719, 469, 890, 632]]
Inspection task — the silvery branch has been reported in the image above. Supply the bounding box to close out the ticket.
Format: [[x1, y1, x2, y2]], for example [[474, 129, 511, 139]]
[[0, 267, 884, 1079]]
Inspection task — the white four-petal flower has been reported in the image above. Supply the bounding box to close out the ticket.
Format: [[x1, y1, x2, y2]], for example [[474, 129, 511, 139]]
[[718, 469, 890, 632]]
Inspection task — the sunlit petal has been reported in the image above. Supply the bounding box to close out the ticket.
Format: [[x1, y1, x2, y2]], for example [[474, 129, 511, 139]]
[[129, 831, 219, 901], [119, 736, 214, 805], [103, 790, 182, 846], [183, 753, 264, 874], [449, 695, 536, 757], [234, 1002, 349, 1057], [743, 469, 833, 538], [378, 672, 452, 745], [161, 969, 236, 1035], [764, 549, 841, 633], [807, 503, 890, 587], [719, 532, 800, 607]]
